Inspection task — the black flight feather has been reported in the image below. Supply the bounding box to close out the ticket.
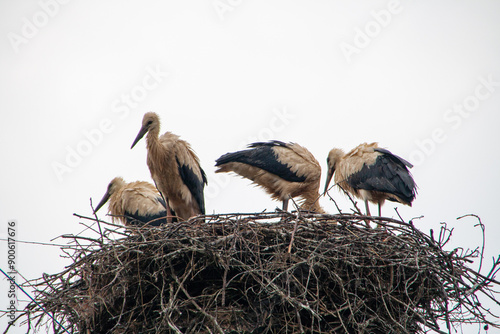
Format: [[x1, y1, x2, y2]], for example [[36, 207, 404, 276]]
[[215, 141, 306, 183], [123, 210, 171, 226], [156, 196, 167, 209], [176, 158, 207, 215], [347, 151, 416, 204], [374, 148, 413, 168]]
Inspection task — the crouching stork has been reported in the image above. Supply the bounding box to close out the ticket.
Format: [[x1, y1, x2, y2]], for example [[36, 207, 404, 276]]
[[94, 177, 171, 226]]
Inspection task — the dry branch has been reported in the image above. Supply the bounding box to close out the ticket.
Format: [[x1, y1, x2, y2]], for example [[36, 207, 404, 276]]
[[7, 212, 500, 334]]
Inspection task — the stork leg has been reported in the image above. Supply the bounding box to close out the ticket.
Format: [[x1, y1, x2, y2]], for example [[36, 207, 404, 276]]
[[364, 200, 372, 228], [376, 202, 383, 229], [280, 198, 290, 222], [165, 201, 173, 224], [282, 198, 289, 212]]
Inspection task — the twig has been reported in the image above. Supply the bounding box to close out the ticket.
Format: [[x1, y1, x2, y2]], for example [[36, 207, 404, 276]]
[[457, 214, 485, 274], [90, 198, 104, 245]]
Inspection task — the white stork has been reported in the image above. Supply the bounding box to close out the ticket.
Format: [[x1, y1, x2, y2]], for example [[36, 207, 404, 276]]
[[94, 177, 171, 226], [131, 112, 207, 221], [324, 142, 416, 217], [215, 140, 324, 213]]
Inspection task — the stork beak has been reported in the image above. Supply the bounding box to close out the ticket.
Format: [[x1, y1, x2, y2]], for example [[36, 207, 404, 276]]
[[94, 192, 110, 214], [131, 126, 148, 149], [324, 167, 334, 195]]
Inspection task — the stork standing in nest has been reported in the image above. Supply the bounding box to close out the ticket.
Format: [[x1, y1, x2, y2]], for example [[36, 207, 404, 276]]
[[324, 142, 416, 217], [131, 112, 207, 222], [94, 177, 171, 226], [215, 140, 324, 213]]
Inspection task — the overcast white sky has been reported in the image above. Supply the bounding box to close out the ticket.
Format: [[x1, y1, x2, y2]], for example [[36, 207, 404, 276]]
[[1, 1, 499, 333]]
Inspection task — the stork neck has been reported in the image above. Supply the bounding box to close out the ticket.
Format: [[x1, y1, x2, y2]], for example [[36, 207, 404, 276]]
[[146, 126, 161, 151]]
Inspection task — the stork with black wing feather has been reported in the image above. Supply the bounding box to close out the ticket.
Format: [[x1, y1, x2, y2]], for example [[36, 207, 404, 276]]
[[324, 142, 417, 219], [215, 140, 324, 213], [131, 112, 207, 222], [94, 177, 172, 226]]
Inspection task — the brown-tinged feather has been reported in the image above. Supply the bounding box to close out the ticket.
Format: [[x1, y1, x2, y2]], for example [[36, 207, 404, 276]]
[[132, 112, 206, 221], [325, 142, 416, 216], [94, 177, 167, 226], [216, 141, 324, 213]]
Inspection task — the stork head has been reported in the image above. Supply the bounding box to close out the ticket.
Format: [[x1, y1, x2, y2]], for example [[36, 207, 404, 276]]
[[324, 148, 345, 194], [131, 112, 160, 149], [94, 177, 126, 213]]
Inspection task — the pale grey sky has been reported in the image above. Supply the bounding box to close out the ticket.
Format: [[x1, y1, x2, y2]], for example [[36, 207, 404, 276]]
[[1, 1, 499, 333]]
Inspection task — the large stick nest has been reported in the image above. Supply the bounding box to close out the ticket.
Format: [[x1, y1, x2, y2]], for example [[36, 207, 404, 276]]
[[11, 212, 500, 333]]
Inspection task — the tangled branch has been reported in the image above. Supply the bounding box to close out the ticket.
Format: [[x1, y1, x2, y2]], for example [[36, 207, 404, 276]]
[[7, 212, 500, 333]]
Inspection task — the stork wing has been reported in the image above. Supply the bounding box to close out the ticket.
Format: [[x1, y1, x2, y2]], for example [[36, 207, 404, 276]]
[[215, 141, 306, 183], [248, 140, 288, 149], [124, 210, 168, 226], [347, 152, 416, 204], [374, 148, 413, 168], [176, 157, 207, 215], [124, 195, 177, 225], [156, 196, 167, 209], [121, 183, 171, 225]]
